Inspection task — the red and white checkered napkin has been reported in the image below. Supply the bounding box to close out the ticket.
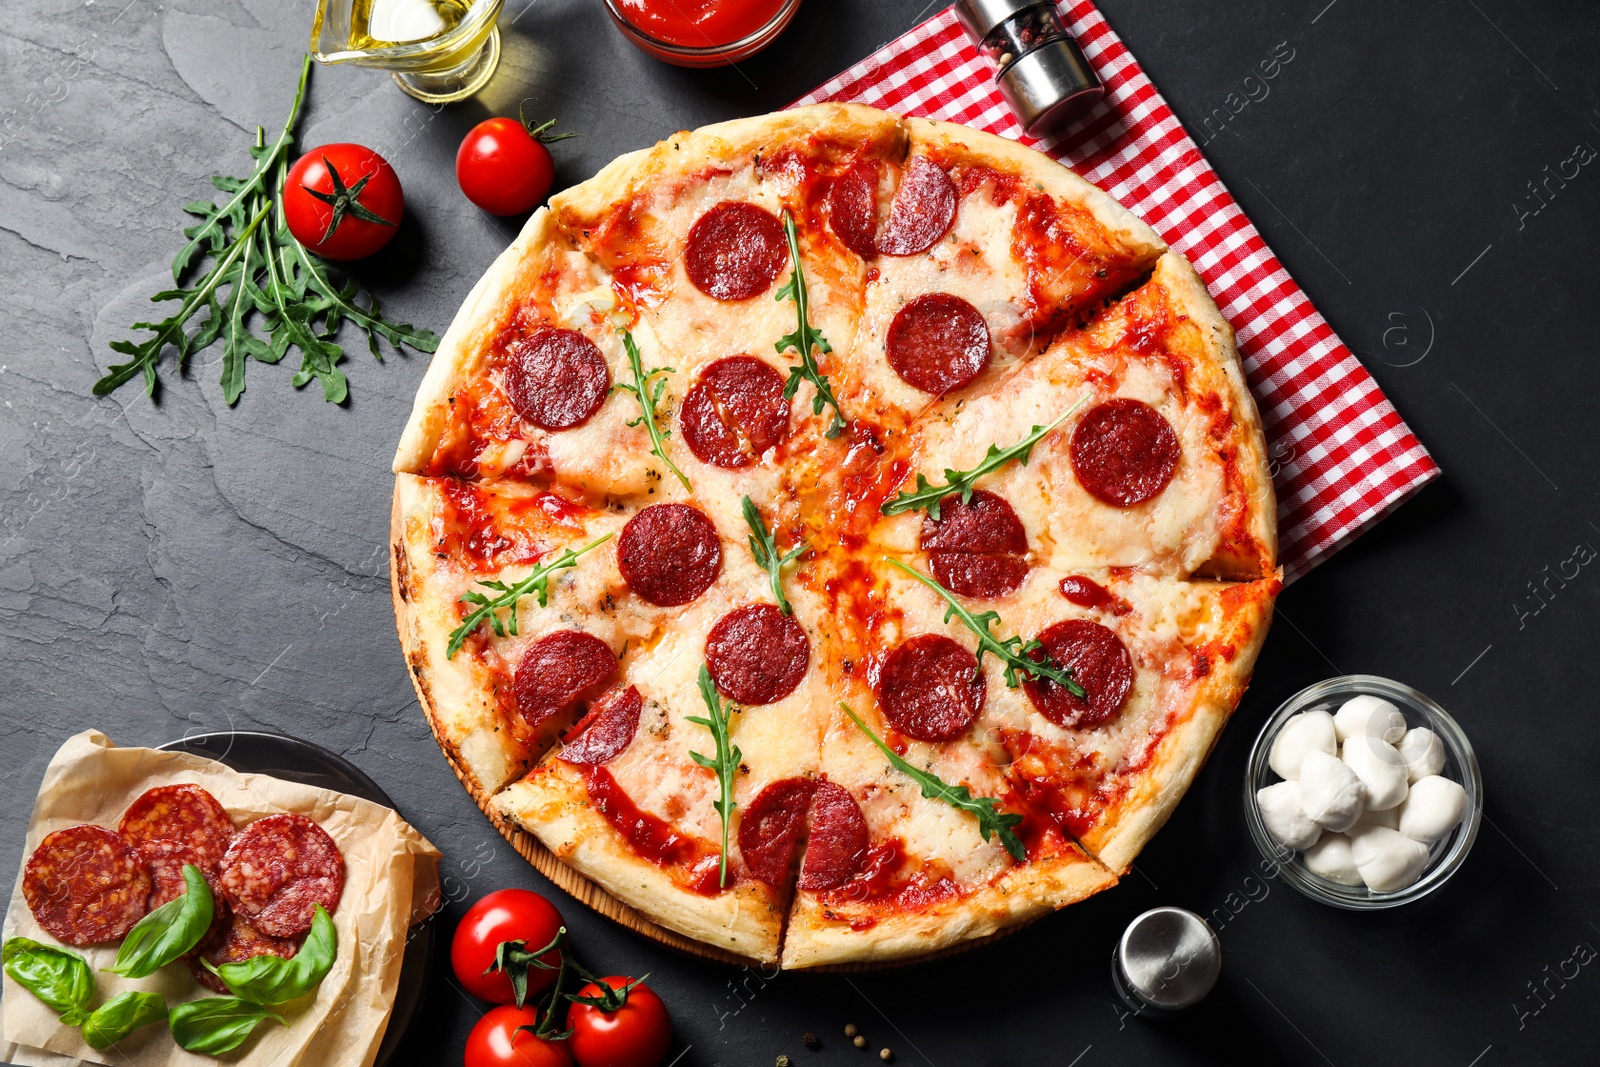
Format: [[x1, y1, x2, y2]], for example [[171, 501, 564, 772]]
[[796, 2, 1439, 582]]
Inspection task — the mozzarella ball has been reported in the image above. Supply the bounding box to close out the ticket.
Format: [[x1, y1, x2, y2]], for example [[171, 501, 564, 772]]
[[1298, 749, 1367, 832], [1303, 833, 1362, 885], [1396, 727, 1447, 783], [1268, 711, 1337, 780], [1398, 776, 1469, 843], [1257, 781, 1323, 850], [1349, 825, 1431, 892], [1333, 695, 1408, 743], [1341, 735, 1410, 811]]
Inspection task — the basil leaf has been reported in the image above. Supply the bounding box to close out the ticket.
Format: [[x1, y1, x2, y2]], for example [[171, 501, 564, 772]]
[[2, 938, 94, 1026], [210, 904, 335, 1005], [168, 997, 284, 1055], [81, 990, 168, 1049], [109, 864, 214, 978]]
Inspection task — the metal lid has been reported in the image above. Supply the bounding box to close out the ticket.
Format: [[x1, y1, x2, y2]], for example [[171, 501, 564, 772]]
[[1112, 907, 1221, 1014], [996, 35, 1105, 137], [954, 0, 1049, 40]]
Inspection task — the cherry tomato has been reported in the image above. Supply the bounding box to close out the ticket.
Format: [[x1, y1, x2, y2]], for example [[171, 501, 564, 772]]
[[464, 1004, 574, 1067], [567, 977, 672, 1067], [283, 143, 403, 261], [452, 889, 566, 1004], [456, 116, 571, 216]]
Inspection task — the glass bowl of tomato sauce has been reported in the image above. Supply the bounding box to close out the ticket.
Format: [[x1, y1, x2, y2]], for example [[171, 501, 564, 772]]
[[603, 0, 801, 67]]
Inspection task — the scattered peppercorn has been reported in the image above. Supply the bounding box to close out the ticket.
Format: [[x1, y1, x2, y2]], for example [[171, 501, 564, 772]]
[[803, 1033, 821, 1050], [854, 1036, 868, 1049], [880, 1050, 894, 1062], [777, 1057, 792, 1067], [844, 1024, 859, 1038]]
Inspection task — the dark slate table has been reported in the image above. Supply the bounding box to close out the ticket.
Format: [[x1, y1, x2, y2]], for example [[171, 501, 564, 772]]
[[3, 1, 1597, 1064]]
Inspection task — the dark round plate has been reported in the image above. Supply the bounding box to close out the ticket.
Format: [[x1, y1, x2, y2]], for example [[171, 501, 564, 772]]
[[156, 730, 434, 1067]]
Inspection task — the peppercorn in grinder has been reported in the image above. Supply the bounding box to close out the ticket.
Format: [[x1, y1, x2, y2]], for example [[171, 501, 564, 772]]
[[955, 0, 1105, 136]]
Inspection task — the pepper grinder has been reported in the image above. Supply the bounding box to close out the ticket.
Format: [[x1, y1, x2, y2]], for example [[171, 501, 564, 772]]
[[954, 0, 1105, 136], [1111, 907, 1222, 1017]]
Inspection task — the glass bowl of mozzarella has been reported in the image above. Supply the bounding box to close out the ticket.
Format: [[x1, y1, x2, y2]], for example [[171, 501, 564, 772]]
[[1245, 675, 1481, 909]]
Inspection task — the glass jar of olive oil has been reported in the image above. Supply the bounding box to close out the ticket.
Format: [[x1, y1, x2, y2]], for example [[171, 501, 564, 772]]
[[311, 0, 505, 104]]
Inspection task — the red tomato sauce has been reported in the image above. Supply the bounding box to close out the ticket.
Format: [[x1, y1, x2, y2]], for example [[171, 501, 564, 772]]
[[616, 0, 785, 48], [579, 767, 728, 894]]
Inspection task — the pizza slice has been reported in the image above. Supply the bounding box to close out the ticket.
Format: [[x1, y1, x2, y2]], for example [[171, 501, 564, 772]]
[[817, 117, 1165, 439], [493, 530, 834, 964], [877, 252, 1276, 580], [963, 563, 1280, 873], [777, 556, 1116, 969]]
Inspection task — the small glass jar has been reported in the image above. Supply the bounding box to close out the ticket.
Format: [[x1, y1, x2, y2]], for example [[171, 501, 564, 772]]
[[602, 0, 802, 69], [311, 0, 506, 104], [1245, 675, 1482, 910]]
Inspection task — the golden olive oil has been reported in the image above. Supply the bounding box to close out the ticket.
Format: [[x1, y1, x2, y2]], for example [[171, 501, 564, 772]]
[[350, 0, 471, 48]]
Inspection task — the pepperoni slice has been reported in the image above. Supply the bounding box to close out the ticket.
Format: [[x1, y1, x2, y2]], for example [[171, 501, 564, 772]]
[[885, 292, 991, 395], [827, 160, 879, 259], [618, 503, 722, 607], [141, 839, 230, 957], [1059, 575, 1130, 615], [23, 825, 152, 945], [503, 327, 611, 431], [920, 489, 1029, 598], [685, 201, 788, 301], [218, 813, 344, 939], [877, 155, 957, 256], [798, 781, 870, 891], [679, 356, 790, 469], [705, 604, 810, 706], [559, 685, 642, 766], [738, 777, 817, 887], [191, 914, 299, 994], [513, 630, 619, 732], [1070, 398, 1181, 507], [1024, 619, 1134, 728], [118, 784, 235, 869], [878, 634, 985, 742]]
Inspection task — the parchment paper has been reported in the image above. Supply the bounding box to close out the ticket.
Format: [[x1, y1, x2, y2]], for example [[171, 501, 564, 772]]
[[1, 731, 441, 1067]]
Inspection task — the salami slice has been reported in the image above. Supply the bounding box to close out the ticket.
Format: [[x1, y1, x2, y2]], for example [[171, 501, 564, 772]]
[[737, 776, 817, 887], [885, 292, 991, 395], [217, 813, 344, 939], [617, 503, 722, 607], [920, 489, 1029, 598], [876, 155, 957, 256], [140, 840, 230, 956], [878, 634, 986, 742], [503, 327, 610, 431], [118, 784, 235, 869], [23, 825, 151, 946], [1023, 619, 1134, 728], [798, 781, 869, 891], [685, 201, 788, 301], [513, 630, 619, 731], [705, 604, 810, 705], [1070, 398, 1181, 507], [827, 160, 880, 259], [559, 685, 642, 766], [190, 914, 299, 995], [679, 356, 790, 469]]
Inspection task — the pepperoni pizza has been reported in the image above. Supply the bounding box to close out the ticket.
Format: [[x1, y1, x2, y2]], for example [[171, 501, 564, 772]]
[[391, 104, 1279, 967]]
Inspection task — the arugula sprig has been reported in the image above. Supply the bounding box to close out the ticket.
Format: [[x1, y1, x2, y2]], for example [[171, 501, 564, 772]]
[[617, 329, 692, 492], [888, 559, 1087, 696], [841, 703, 1025, 861], [880, 398, 1087, 519], [447, 534, 614, 658], [96, 54, 438, 406], [742, 496, 808, 615], [689, 665, 742, 888], [775, 210, 847, 439]]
